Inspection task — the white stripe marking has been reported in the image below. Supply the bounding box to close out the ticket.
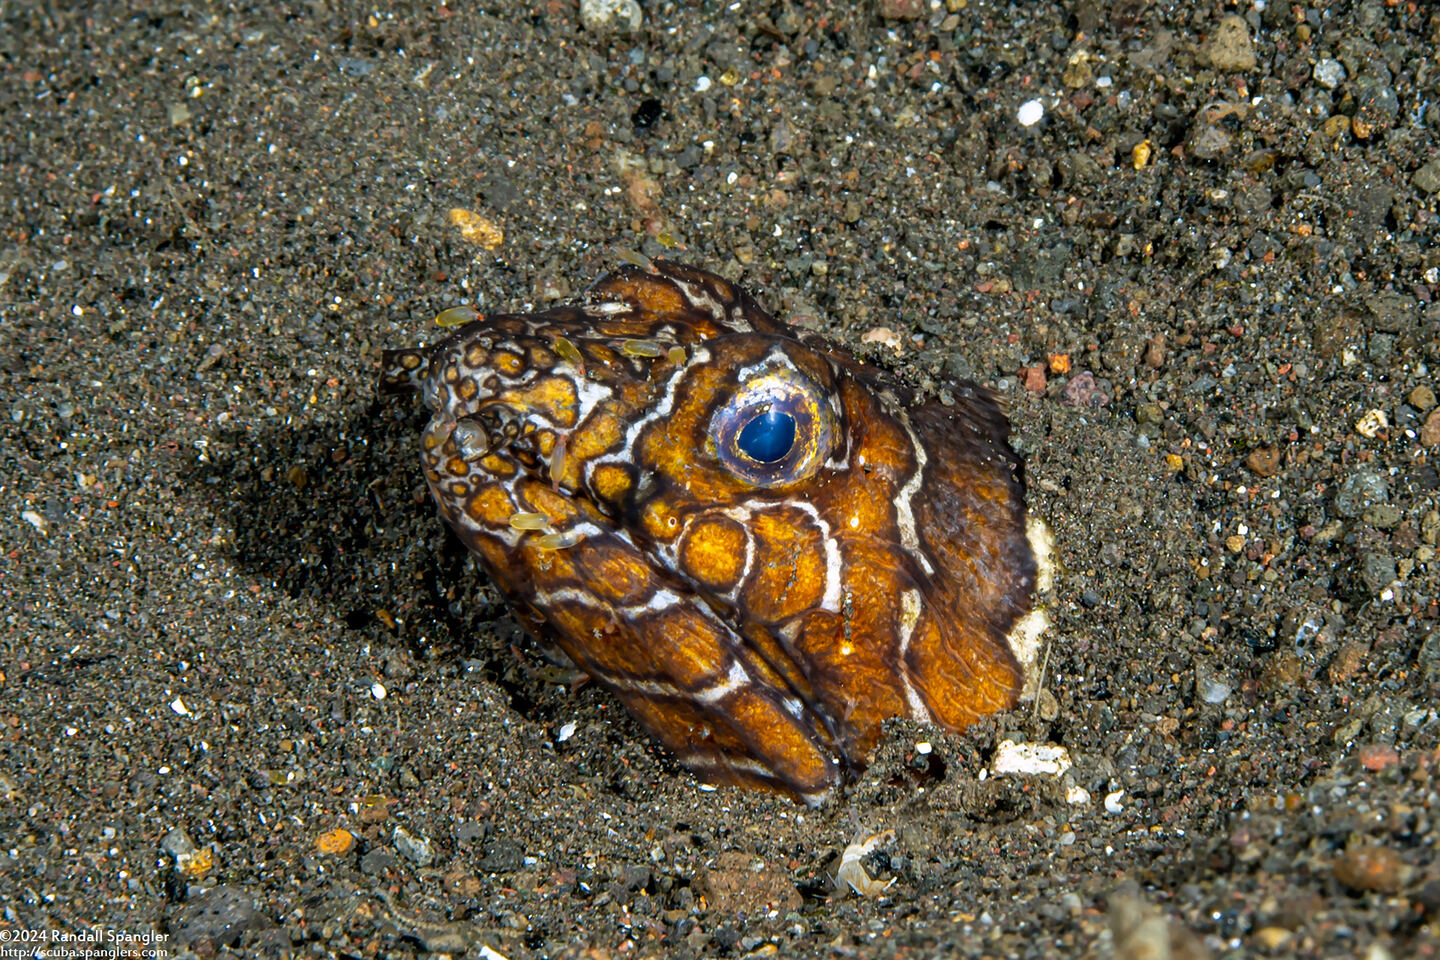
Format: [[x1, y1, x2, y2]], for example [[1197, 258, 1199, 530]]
[[586, 344, 708, 483], [672, 278, 735, 328], [894, 412, 935, 576], [695, 660, 749, 705], [896, 588, 932, 723]]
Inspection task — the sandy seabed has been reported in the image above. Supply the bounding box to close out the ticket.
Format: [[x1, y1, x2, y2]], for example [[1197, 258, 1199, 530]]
[[2, 2, 1438, 957]]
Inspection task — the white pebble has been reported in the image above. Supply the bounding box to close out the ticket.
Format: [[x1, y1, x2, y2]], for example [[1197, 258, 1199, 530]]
[[1199, 678, 1232, 704], [1313, 58, 1345, 90], [371, 681, 387, 700], [992, 739, 1072, 777], [1017, 99, 1045, 127], [579, 0, 641, 33]]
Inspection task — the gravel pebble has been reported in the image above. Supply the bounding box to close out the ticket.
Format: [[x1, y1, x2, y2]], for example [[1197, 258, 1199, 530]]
[[1333, 845, 1413, 894], [1334, 469, 1389, 518], [1356, 743, 1400, 772], [1205, 15, 1257, 72], [1313, 58, 1346, 89], [1414, 160, 1440, 195]]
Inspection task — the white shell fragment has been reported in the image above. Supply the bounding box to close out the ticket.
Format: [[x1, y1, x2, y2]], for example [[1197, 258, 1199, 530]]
[[1017, 99, 1045, 127], [991, 739, 1073, 778], [836, 828, 897, 898], [579, 0, 641, 34], [1355, 409, 1388, 438]]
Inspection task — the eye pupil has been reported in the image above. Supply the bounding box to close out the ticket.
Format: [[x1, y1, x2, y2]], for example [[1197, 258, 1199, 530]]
[[737, 410, 796, 463]]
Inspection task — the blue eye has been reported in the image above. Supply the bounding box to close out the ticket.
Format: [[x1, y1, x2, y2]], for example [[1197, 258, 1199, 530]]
[[709, 356, 838, 488], [737, 410, 796, 463]]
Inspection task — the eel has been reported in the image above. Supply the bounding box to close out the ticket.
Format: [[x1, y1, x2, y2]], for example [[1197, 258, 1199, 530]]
[[382, 258, 1048, 804]]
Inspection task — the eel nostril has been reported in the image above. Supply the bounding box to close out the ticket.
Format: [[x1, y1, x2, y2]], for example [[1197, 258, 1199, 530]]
[[453, 420, 489, 459]]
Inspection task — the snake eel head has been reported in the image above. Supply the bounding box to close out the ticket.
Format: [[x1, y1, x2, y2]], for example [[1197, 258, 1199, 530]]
[[383, 259, 1047, 805]]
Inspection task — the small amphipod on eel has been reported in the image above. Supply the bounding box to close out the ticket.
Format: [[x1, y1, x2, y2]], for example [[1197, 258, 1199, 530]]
[[382, 259, 1049, 805]]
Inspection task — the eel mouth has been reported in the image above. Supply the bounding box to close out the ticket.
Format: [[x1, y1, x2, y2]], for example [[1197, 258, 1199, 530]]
[[390, 321, 647, 498]]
